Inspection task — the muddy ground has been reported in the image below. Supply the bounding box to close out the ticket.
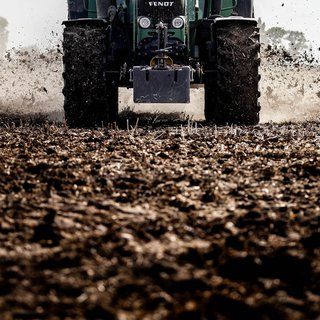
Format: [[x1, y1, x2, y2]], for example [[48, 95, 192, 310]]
[[0, 122, 319, 319]]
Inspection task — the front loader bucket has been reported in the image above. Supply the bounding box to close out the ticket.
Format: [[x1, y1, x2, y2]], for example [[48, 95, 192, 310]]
[[133, 66, 191, 103]]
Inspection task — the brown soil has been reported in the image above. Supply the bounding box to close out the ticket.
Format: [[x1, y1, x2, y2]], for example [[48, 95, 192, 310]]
[[0, 122, 319, 320]]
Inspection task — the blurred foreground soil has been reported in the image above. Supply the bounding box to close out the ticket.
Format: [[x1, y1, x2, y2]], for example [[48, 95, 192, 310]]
[[0, 122, 319, 319]]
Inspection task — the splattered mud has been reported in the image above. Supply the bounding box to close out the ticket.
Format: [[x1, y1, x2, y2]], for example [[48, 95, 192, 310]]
[[259, 50, 320, 123], [0, 122, 319, 319], [1, 48, 320, 123], [0, 49, 64, 121]]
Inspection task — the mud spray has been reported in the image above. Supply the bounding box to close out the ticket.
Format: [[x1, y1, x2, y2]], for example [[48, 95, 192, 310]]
[[0, 49, 64, 121], [0, 47, 319, 123]]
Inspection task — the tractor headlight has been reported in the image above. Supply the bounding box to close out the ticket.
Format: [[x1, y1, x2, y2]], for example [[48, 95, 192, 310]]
[[172, 16, 184, 29], [138, 17, 151, 29]]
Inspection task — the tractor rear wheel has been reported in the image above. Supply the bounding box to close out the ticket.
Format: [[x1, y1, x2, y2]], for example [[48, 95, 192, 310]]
[[204, 19, 260, 125], [63, 20, 118, 128]]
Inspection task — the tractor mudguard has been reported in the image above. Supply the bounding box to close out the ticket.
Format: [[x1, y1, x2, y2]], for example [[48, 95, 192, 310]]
[[214, 16, 257, 27], [132, 66, 191, 103]]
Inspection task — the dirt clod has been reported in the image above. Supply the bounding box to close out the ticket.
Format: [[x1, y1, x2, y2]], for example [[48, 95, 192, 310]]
[[0, 122, 319, 319]]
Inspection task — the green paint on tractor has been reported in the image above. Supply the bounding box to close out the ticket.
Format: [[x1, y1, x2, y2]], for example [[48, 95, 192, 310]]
[[63, 0, 260, 127], [86, 0, 235, 43]]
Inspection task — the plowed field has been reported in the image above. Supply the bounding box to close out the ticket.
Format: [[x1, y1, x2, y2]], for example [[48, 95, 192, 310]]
[[0, 122, 319, 319]]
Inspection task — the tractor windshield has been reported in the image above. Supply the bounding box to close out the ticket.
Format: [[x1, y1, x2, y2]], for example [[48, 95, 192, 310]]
[[137, 0, 185, 23]]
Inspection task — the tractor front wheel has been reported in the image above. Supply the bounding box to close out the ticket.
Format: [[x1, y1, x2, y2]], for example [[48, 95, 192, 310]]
[[63, 20, 118, 128], [204, 19, 261, 125]]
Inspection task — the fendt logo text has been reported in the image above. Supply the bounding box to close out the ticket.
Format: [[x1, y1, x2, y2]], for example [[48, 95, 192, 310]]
[[148, 2, 174, 6]]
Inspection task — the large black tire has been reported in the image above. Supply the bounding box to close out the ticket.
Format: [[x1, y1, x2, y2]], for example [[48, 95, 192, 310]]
[[204, 19, 260, 125], [235, 0, 254, 18], [63, 20, 118, 128]]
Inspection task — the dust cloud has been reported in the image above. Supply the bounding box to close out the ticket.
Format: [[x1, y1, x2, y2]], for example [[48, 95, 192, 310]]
[[0, 48, 319, 123], [0, 49, 64, 121], [259, 51, 320, 122]]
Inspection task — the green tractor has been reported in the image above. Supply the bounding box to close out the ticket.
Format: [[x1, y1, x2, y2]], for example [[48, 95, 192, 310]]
[[64, 0, 260, 127]]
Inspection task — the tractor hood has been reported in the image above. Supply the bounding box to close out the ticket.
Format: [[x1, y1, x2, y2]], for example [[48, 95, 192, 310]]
[[137, 0, 185, 23]]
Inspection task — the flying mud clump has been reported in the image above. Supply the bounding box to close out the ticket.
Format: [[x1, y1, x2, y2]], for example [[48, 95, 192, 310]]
[[0, 46, 319, 123], [260, 48, 320, 123], [0, 48, 64, 121]]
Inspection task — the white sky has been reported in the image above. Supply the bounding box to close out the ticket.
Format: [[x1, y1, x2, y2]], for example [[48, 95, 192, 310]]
[[1, 0, 320, 50]]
